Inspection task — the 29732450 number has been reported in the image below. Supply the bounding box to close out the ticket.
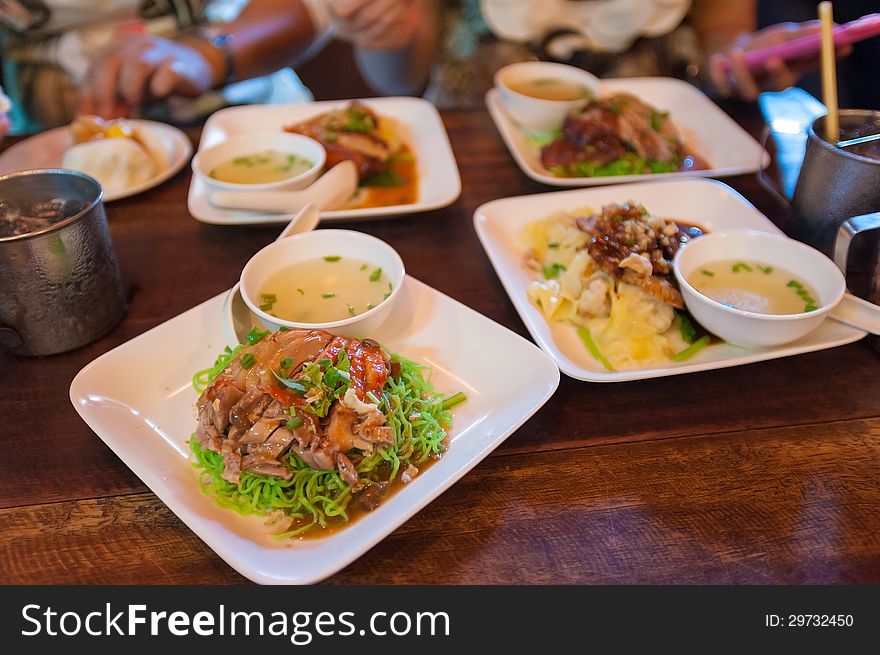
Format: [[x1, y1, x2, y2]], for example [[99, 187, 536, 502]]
[[765, 614, 854, 627]]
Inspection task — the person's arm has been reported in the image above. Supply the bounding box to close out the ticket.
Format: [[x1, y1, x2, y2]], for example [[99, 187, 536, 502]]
[[329, 0, 439, 96], [80, 0, 324, 118]]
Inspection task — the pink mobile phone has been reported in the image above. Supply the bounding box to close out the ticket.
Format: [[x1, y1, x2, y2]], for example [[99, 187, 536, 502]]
[[720, 13, 880, 72]]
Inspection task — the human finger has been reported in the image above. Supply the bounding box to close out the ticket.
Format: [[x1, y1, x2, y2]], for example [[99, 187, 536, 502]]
[[117, 56, 157, 107], [708, 53, 733, 97], [729, 48, 761, 101]]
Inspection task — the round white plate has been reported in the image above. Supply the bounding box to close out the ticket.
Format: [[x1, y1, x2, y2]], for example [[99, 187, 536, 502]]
[[0, 120, 193, 202]]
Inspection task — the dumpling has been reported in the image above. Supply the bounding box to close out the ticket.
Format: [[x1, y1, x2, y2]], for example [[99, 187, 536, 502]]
[[61, 138, 156, 194]]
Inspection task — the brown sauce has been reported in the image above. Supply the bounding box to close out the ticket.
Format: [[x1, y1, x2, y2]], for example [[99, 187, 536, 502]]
[[357, 144, 419, 209], [291, 455, 441, 541]]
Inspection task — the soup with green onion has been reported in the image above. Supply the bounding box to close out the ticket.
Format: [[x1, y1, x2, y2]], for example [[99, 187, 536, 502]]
[[258, 257, 392, 323], [209, 150, 314, 184], [687, 260, 820, 315]]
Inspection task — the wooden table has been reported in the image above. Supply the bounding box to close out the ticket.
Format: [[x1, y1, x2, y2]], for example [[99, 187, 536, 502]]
[[2, 105, 879, 584]]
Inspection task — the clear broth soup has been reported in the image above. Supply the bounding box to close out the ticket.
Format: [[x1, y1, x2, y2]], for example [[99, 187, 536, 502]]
[[507, 77, 589, 101], [259, 257, 392, 323], [210, 150, 313, 184], [688, 260, 821, 315]]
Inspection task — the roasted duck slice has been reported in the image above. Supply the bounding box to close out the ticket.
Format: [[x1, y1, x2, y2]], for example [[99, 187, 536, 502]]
[[284, 102, 390, 180]]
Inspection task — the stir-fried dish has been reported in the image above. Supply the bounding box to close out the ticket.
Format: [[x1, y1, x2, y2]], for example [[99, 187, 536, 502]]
[[284, 102, 418, 208], [525, 202, 711, 370], [539, 93, 708, 177], [191, 327, 464, 537]]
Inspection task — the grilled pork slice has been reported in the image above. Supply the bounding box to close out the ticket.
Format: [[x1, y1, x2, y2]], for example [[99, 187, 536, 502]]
[[284, 102, 390, 180], [576, 202, 694, 308], [195, 329, 392, 486]]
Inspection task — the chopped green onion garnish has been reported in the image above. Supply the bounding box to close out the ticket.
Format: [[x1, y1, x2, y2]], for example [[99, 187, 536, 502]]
[[360, 264, 368, 271], [672, 335, 711, 362], [297, 288, 305, 295], [240, 353, 256, 369], [286, 416, 304, 430], [322, 291, 336, 299], [441, 392, 467, 410], [347, 305, 355, 316], [759, 266, 773, 274], [701, 270, 714, 277], [542, 263, 566, 279], [547, 242, 560, 249], [367, 303, 375, 310], [280, 356, 293, 369], [732, 262, 753, 273], [324, 256, 341, 262], [576, 326, 614, 371], [677, 310, 697, 344], [245, 327, 268, 345], [259, 293, 277, 312], [804, 303, 818, 312], [786, 280, 802, 289], [369, 267, 382, 282]]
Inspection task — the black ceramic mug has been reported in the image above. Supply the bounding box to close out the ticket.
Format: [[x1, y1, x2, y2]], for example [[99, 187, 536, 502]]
[[790, 110, 880, 323]]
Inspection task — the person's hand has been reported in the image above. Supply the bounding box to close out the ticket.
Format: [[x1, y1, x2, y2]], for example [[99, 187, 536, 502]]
[[709, 20, 852, 101], [328, 0, 420, 50], [79, 34, 221, 118]]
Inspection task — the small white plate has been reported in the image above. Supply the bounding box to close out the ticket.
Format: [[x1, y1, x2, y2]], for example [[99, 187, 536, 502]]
[[474, 178, 866, 382], [485, 77, 770, 187], [0, 120, 192, 202], [69, 276, 559, 583], [188, 97, 462, 224]]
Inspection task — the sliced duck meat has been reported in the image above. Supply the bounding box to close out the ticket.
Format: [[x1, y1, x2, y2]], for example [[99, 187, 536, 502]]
[[196, 410, 222, 452], [254, 427, 297, 459], [229, 388, 272, 433], [327, 403, 359, 452], [195, 328, 399, 488], [539, 93, 707, 175], [241, 454, 293, 480], [284, 102, 390, 181], [336, 452, 359, 487], [239, 415, 286, 446], [296, 438, 338, 471], [220, 444, 242, 484], [210, 385, 243, 433], [355, 408, 394, 448]]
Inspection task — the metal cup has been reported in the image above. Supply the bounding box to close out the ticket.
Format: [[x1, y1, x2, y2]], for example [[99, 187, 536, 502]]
[[790, 110, 880, 319], [0, 169, 126, 356]]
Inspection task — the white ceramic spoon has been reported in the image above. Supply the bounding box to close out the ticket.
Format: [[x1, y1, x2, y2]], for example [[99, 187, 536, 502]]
[[208, 160, 358, 213], [222, 202, 321, 344], [830, 292, 880, 335]]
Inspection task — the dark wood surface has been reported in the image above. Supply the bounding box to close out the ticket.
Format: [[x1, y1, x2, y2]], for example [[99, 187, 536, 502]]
[[2, 104, 879, 584]]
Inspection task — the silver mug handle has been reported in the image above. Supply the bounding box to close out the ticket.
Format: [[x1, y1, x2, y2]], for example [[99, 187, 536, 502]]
[[834, 212, 880, 274]]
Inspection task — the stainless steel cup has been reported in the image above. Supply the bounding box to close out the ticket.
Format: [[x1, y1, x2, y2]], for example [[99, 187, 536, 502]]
[[790, 111, 880, 350], [0, 169, 126, 356]]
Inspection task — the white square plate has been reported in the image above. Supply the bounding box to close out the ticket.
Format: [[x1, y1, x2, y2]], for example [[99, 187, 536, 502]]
[[485, 77, 770, 187], [188, 97, 462, 224], [69, 276, 559, 583], [474, 178, 866, 382]]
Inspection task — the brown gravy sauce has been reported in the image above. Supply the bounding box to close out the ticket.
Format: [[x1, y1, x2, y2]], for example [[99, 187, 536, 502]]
[[289, 455, 441, 541]]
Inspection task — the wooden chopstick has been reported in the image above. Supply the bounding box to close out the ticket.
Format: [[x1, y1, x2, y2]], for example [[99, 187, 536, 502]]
[[819, 1, 840, 142]]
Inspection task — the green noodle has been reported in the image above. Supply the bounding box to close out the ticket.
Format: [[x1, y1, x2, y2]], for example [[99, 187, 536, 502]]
[[189, 347, 460, 537]]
